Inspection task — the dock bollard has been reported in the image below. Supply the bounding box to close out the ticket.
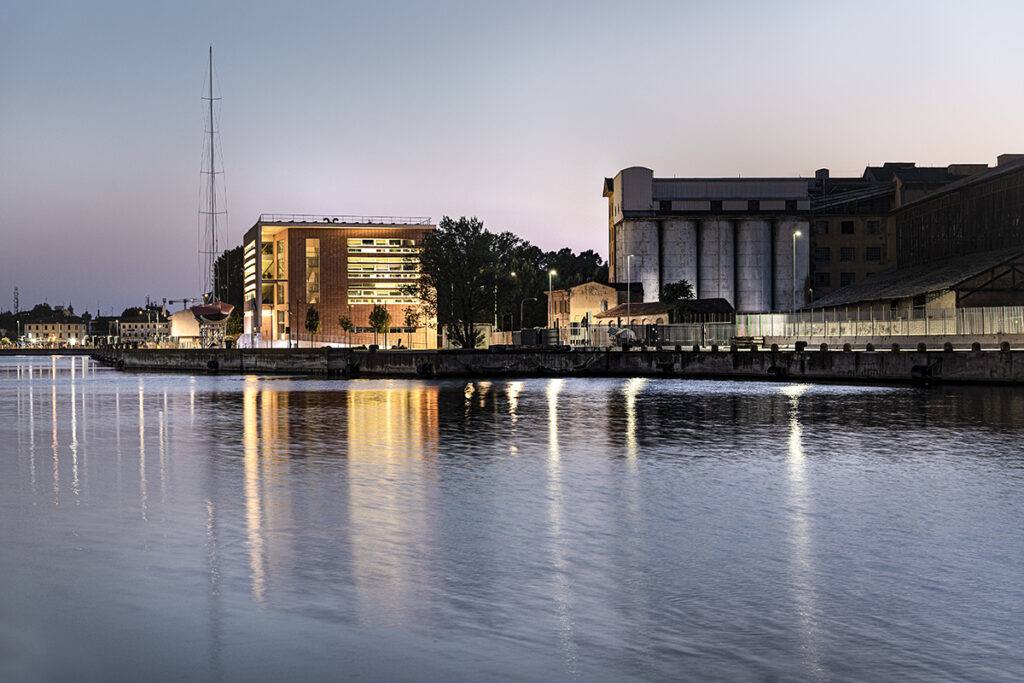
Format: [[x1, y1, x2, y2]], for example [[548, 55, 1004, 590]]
[[971, 342, 982, 352], [843, 343, 852, 352], [770, 344, 779, 353], [891, 343, 901, 352], [917, 342, 927, 352], [819, 343, 828, 352], [692, 344, 700, 353], [866, 343, 875, 351], [1000, 341, 1011, 353], [944, 342, 954, 352], [795, 341, 807, 352]]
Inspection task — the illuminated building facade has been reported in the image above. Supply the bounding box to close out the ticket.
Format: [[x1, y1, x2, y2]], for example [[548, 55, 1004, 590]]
[[242, 214, 437, 347]]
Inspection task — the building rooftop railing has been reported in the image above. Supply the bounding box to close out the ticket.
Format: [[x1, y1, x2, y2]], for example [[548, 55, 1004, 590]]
[[259, 213, 432, 226]]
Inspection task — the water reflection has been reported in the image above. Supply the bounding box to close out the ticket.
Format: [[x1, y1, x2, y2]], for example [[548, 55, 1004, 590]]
[[242, 380, 266, 602], [781, 383, 823, 679], [4, 361, 1024, 681]]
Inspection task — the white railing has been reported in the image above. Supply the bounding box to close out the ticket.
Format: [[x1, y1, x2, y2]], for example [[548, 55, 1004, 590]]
[[736, 306, 1024, 339]]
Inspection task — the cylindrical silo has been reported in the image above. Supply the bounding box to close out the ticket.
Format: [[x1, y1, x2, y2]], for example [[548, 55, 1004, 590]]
[[660, 219, 698, 297], [698, 219, 735, 306], [735, 219, 772, 312], [616, 219, 660, 302], [773, 220, 810, 311]]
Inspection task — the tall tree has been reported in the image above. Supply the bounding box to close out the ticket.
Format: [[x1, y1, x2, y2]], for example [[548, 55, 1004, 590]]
[[406, 216, 521, 348], [213, 245, 244, 311]]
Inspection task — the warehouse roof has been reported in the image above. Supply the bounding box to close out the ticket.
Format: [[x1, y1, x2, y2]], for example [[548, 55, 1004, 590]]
[[807, 247, 1024, 308]]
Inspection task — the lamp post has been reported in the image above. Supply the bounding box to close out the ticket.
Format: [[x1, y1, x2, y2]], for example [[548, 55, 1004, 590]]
[[520, 297, 536, 330], [792, 230, 802, 312], [626, 253, 636, 328], [547, 270, 557, 329]]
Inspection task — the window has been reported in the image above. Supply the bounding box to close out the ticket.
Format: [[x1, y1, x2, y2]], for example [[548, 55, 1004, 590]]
[[841, 221, 855, 234], [814, 221, 828, 235], [276, 239, 287, 279], [814, 247, 830, 263], [261, 241, 274, 279], [261, 284, 275, 303], [276, 282, 285, 305], [867, 221, 881, 235], [306, 239, 320, 304], [865, 246, 882, 262], [840, 247, 856, 262], [840, 272, 855, 286]]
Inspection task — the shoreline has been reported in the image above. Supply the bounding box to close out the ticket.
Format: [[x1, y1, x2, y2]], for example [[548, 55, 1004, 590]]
[[80, 347, 1024, 386]]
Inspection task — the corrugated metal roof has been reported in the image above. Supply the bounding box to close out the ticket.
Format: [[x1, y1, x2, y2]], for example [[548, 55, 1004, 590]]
[[808, 247, 1024, 308]]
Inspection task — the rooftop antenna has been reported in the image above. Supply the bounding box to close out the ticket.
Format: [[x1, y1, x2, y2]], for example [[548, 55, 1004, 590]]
[[199, 45, 227, 303], [12, 286, 18, 313]]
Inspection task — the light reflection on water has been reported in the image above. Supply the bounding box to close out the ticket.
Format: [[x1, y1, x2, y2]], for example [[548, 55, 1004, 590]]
[[1, 356, 1024, 681]]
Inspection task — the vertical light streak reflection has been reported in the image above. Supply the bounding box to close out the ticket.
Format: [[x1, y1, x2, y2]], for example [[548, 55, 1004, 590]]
[[545, 378, 577, 674], [506, 381, 523, 424], [51, 383, 59, 505], [159, 391, 168, 504], [139, 381, 147, 521], [70, 364, 80, 500], [780, 383, 823, 680], [622, 377, 647, 464], [242, 379, 266, 602], [28, 382, 36, 493], [205, 498, 222, 678]]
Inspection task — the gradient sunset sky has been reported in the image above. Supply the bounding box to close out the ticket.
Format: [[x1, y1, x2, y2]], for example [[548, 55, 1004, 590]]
[[2, 0, 1023, 313]]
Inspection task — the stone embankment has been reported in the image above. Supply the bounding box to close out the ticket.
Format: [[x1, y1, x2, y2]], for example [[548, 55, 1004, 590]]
[[91, 346, 1024, 385]]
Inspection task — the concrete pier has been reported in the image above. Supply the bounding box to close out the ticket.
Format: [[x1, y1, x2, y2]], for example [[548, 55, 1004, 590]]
[[94, 347, 1024, 385]]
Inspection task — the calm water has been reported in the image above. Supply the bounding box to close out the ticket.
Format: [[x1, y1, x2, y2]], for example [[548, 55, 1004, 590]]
[[1, 356, 1023, 682]]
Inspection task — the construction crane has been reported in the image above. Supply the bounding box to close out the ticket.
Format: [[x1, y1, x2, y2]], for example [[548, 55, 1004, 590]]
[[164, 298, 199, 311]]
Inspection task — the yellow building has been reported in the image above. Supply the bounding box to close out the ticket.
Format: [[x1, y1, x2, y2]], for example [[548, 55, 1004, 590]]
[[545, 281, 618, 328], [24, 315, 86, 345]]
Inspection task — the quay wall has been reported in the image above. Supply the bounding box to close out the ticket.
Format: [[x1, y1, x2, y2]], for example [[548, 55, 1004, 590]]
[[97, 347, 1024, 385]]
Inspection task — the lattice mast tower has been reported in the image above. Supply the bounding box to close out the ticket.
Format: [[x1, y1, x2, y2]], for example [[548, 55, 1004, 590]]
[[199, 45, 228, 303]]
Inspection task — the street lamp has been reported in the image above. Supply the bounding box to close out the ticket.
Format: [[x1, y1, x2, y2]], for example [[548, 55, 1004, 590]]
[[626, 253, 636, 328], [520, 297, 536, 330], [792, 230, 802, 312], [547, 269, 557, 329]]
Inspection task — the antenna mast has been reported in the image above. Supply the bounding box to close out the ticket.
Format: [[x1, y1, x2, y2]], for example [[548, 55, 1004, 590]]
[[199, 45, 227, 302]]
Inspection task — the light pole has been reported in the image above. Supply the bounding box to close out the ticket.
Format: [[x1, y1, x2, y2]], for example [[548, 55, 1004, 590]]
[[792, 230, 802, 312], [547, 270, 557, 329], [520, 297, 536, 330], [626, 253, 636, 328]]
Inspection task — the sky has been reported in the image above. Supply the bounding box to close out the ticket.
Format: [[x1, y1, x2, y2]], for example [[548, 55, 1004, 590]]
[[2, 0, 1024, 314]]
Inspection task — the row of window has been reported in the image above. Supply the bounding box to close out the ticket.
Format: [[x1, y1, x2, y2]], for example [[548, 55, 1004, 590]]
[[814, 246, 884, 263], [814, 272, 857, 287], [814, 220, 884, 235]]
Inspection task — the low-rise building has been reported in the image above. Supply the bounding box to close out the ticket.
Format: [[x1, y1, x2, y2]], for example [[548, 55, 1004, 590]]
[[24, 313, 87, 345], [546, 281, 619, 328], [119, 307, 170, 344]]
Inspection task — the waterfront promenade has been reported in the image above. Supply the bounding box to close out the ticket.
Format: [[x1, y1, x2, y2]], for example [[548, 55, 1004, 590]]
[[93, 346, 1024, 385]]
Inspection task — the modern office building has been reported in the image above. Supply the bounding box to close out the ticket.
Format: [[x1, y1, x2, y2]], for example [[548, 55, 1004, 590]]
[[242, 214, 437, 347], [604, 167, 811, 312]]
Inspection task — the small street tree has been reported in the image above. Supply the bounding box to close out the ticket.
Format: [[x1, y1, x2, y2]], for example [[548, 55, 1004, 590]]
[[305, 305, 322, 345], [404, 306, 422, 349], [369, 304, 391, 347], [660, 279, 695, 304], [338, 314, 353, 347]]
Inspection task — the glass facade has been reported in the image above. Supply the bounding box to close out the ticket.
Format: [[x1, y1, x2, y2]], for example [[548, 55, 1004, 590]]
[[306, 239, 320, 304]]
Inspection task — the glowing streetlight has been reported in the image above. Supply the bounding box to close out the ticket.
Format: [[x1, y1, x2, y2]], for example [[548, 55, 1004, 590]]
[[548, 269, 557, 330], [792, 230, 803, 312], [626, 254, 636, 328]]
